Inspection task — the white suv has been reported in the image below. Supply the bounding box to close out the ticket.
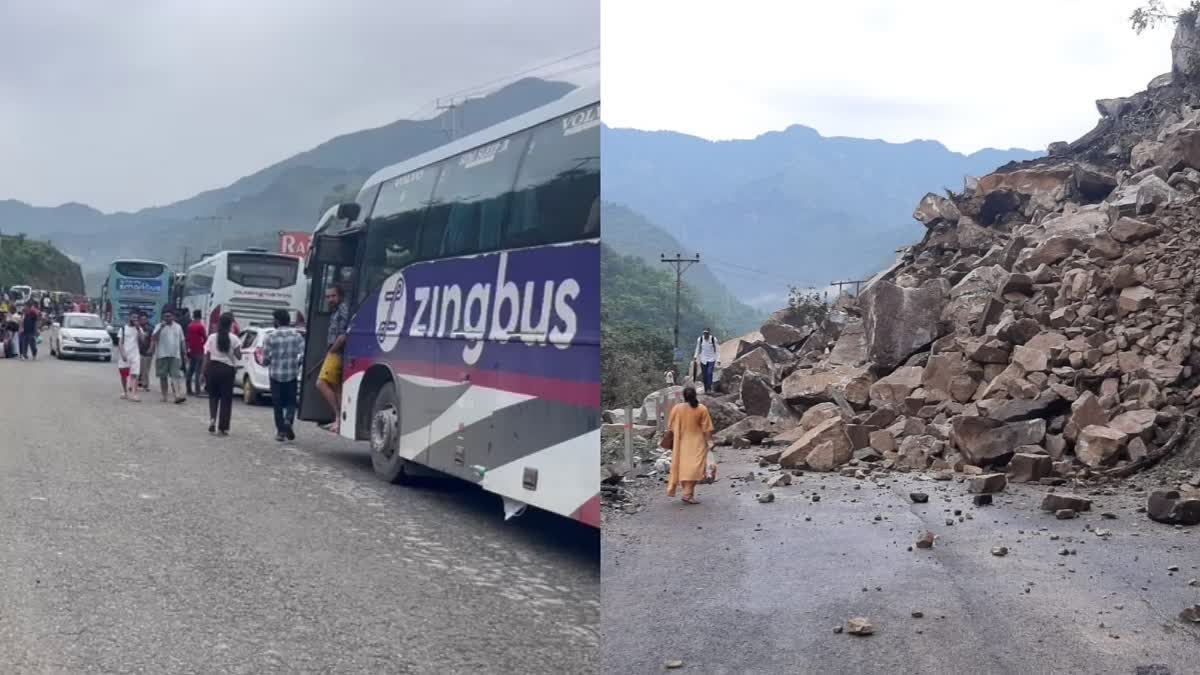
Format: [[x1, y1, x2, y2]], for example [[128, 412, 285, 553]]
[[234, 327, 304, 404]]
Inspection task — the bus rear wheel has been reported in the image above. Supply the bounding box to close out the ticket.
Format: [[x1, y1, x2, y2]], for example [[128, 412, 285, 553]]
[[369, 383, 411, 484]]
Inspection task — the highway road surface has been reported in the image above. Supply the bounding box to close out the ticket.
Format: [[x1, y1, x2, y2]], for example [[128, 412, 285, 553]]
[[602, 446, 1200, 675], [0, 355, 598, 673]]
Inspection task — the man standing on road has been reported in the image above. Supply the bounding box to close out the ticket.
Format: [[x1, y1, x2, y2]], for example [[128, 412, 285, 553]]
[[137, 313, 155, 391], [693, 327, 720, 395], [264, 308, 304, 442], [20, 302, 40, 360], [151, 308, 187, 404], [117, 312, 143, 402], [185, 309, 207, 396], [316, 284, 349, 434]]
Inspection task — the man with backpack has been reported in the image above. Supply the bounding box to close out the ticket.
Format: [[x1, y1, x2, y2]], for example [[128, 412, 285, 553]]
[[693, 328, 720, 395]]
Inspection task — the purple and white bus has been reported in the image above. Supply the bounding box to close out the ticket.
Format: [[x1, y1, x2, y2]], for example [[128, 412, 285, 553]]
[[300, 84, 599, 527]]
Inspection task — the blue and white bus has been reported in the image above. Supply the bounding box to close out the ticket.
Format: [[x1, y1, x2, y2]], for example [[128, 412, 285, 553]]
[[299, 84, 599, 527], [99, 259, 172, 327]]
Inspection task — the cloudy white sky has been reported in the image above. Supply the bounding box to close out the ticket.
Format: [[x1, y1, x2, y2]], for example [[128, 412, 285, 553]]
[[0, 0, 598, 212], [603, 0, 1175, 154]]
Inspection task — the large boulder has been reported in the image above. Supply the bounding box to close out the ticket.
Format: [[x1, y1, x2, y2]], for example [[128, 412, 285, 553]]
[[721, 346, 776, 383], [869, 366, 925, 404], [860, 279, 949, 371], [949, 416, 1022, 466], [740, 374, 775, 418], [975, 165, 1075, 220], [922, 352, 976, 403], [1108, 409, 1157, 437], [1108, 216, 1161, 243], [827, 319, 868, 367], [714, 416, 773, 446], [1118, 286, 1155, 316], [779, 416, 853, 471], [913, 192, 961, 227], [941, 266, 1008, 332], [1034, 209, 1109, 243], [781, 365, 875, 408], [1147, 490, 1200, 526], [701, 397, 743, 433], [897, 435, 942, 471], [1172, 16, 1200, 84], [1075, 425, 1127, 467], [1016, 235, 1086, 271], [760, 320, 810, 348]]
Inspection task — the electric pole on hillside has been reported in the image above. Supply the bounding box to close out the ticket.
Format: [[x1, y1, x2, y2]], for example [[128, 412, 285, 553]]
[[436, 95, 484, 141], [660, 253, 701, 359]]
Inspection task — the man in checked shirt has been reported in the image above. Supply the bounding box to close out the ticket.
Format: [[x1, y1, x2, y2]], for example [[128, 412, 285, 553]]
[[263, 308, 305, 441]]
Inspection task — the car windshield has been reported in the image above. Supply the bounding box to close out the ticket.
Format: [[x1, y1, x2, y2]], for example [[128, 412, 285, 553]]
[[63, 315, 105, 329]]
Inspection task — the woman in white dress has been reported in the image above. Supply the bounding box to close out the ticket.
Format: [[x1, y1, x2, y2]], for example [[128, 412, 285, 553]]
[[116, 312, 143, 402]]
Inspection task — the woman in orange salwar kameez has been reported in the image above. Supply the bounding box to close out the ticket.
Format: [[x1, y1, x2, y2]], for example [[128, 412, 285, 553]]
[[666, 386, 715, 504]]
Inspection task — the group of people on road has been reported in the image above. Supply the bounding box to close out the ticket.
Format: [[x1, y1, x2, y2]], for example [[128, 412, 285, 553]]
[[107, 284, 348, 444], [0, 301, 48, 360]]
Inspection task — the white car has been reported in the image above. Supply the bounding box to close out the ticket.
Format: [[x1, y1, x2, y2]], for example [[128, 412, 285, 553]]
[[234, 326, 305, 404], [50, 313, 113, 361]]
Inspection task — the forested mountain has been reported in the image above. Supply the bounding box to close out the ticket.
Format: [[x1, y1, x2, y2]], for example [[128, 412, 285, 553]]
[[0, 235, 84, 295]]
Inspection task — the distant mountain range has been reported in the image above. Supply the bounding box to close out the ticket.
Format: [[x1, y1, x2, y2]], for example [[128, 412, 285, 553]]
[[601, 124, 1042, 308], [0, 78, 576, 292]]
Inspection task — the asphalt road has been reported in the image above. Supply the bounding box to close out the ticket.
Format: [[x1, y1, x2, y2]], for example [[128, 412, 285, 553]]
[[602, 447, 1200, 675], [0, 354, 598, 673]]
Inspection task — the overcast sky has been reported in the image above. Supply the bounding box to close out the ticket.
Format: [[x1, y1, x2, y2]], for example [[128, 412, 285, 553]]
[[604, 0, 1175, 154], [0, 0, 598, 212]]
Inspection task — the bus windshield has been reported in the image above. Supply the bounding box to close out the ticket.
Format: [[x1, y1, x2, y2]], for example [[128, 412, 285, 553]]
[[114, 261, 167, 278], [227, 254, 298, 289]]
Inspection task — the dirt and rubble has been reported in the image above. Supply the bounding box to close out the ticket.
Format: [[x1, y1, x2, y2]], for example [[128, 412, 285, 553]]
[[604, 38, 1200, 531]]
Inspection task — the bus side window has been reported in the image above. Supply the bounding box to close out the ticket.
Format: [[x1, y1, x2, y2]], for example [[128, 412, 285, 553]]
[[361, 166, 441, 300], [505, 104, 600, 248], [425, 131, 530, 259]]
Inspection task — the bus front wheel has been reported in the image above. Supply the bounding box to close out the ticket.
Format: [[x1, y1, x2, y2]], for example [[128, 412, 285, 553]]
[[369, 383, 411, 484]]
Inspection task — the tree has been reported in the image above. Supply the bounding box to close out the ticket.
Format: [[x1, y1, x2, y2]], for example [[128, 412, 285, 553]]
[[1130, 0, 1200, 34], [783, 286, 829, 328]]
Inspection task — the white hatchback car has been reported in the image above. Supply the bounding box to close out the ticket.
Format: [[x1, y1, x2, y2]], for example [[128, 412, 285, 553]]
[[50, 313, 113, 361], [234, 326, 305, 404]]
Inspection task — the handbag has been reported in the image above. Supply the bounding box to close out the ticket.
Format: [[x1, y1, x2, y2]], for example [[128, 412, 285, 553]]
[[659, 430, 674, 449]]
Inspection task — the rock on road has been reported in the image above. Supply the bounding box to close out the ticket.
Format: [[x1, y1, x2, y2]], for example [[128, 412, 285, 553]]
[[602, 448, 1200, 675], [0, 356, 598, 673]]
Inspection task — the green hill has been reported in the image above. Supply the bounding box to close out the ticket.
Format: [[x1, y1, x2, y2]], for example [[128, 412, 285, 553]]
[[601, 202, 763, 334], [601, 242, 728, 408], [0, 235, 84, 295]]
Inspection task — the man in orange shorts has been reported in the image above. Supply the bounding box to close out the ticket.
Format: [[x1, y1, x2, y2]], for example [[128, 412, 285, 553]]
[[317, 284, 350, 433]]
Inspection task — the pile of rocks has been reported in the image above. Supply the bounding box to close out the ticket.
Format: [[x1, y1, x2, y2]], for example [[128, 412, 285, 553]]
[[685, 61, 1200, 503]]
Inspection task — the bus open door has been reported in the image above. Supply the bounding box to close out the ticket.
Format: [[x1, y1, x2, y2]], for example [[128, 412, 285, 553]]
[[299, 203, 364, 426]]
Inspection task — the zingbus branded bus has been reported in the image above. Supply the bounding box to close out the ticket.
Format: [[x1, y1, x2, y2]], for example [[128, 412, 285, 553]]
[[99, 259, 172, 326], [299, 84, 599, 527], [181, 249, 306, 332]]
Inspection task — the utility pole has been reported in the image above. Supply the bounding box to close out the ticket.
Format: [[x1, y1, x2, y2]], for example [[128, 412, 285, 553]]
[[194, 215, 232, 250], [436, 95, 484, 141], [660, 253, 701, 358]]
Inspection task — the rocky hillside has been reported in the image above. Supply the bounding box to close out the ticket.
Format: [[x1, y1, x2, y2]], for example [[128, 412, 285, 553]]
[[0, 235, 84, 295], [609, 21, 1200, 524]]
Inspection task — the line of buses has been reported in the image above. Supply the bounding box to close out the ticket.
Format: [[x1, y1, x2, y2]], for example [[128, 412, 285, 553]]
[[94, 84, 600, 527]]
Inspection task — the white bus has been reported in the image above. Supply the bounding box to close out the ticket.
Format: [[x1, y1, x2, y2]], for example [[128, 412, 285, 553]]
[[181, 249, 306, 332], [8, 285, 31, 305]]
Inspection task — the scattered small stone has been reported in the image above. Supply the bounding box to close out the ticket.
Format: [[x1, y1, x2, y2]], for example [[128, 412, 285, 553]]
[[812, 494, 821, 502], [945, 518, 955, 526], [1059, 547, 1071, 556], [757, 491, 774, 504], [911, 610, 924, 618], [910, 492, 929, 504], [1056, 509, 1077, 520], [1101, 512, 1118, 520], [916, 532, 935, 549], [1134, 666, 1172, 675], [991, 546, 1009, 557], [1168, 564, 1180, 572], [846, 617, 875, 635], [833, 626, 843, 634], [665, 659, 684, 669], [973, 494, 993, 507], [1179, 605, 1200, 623]]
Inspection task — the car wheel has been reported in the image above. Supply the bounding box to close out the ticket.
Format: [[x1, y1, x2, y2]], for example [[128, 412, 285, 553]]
[[369, 383, 412, 484], [243, 376, 259, 405]]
